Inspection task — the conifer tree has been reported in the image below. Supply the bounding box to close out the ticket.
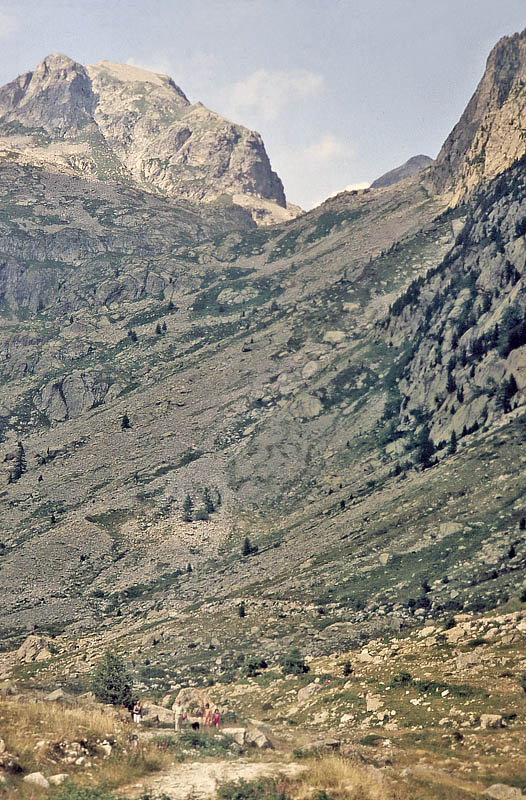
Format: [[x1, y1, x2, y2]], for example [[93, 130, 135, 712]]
[[11, 442, 27, 482], [121, 412, 131, 430], [182, 494, 193, 522], [448, 430, 457, 455], [203, 487, 214, 514], [90, 650, 134, 709]]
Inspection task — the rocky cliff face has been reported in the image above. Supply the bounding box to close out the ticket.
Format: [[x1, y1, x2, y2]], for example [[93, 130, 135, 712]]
[[433, 29, 526, 202], [0, 54, 295, 225]]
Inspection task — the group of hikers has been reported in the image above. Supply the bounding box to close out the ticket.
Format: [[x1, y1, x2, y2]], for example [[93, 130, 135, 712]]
[[132, 699, 220, 730]]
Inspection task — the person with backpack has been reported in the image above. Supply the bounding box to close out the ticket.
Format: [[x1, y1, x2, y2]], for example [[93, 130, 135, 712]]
[[132, 700, 142, 724]]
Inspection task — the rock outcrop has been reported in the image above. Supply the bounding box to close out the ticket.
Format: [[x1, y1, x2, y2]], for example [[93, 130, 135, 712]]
[[0, 55, 296, 225], [433, 28, 526, 202]]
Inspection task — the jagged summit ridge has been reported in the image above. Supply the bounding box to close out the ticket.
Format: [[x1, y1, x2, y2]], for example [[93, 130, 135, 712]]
[[433, 27, 526, 202], [0, 54, 295, 224]]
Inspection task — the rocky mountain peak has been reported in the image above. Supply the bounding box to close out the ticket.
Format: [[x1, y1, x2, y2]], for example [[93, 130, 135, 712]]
[[0, 55, 297, 224], [433, 27, 526, 201], [0, 52, 96, 138], [371, 154, 433, 189]]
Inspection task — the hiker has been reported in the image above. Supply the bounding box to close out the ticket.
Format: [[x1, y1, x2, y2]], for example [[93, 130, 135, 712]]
[[132, 700, 142, 724], [212, 708, 220, 728], [203, 702, 212, 727], [173, 699, 185, 731]]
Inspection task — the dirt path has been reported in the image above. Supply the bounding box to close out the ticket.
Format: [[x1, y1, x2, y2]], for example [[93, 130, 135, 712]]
[[139, 760, 306, 799]]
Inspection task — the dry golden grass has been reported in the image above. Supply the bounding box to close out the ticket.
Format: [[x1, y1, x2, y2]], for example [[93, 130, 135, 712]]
[[0, 697, 170, 796], [295, 756, 390, 800]]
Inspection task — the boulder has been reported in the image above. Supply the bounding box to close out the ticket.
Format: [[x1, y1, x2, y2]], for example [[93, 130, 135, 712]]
[[366, 694, 384, 712], [173, 687, 212, 714], [49, 774, 68, 785], [297, 682, 321, 703], [484, 785, 523, 800], [45, 688, 76, 703], [245, 722, 274, 749], [141, 703, 174, 726], [245, 726, 274, 749], [23, 772, 50, 789], [444, 626, 466, 645], [456, 652, 480, 670], [480, 714, 503, 729], [323, 330, 346, 345], [16, 635, 52, 663], [222, 727, 246, 746]]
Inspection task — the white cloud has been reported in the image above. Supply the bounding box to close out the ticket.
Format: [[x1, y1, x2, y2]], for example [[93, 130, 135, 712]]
[[0, 10, 17, 40], [126, 56, 173, 77], [227, 68, 324, 121], [330, 181, 371, 196], [303, 133, 353, 164]]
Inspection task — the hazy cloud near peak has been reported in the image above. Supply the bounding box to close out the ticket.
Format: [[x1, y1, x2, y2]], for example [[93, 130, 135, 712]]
[[303, 133, 353, 164], [0, 10, 18, 40], [226, 68, 324, 121]]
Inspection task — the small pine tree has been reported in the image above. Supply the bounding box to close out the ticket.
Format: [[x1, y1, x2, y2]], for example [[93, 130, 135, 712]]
[[128, 329, 138, 342], [90, 650, 135, 709], [509, 544, 517, 559], [520, 517, 526, 531], [238, 601, 246, 618], [11, 442, 27, 482], [242, 536, 255, 556], [182, 494, 193, 522], [187, 563, 192, 573], [155, 323, 162, 335], [162, 321, 167, 333], [448, 430, 457, 455], [121, 412, 131, 430], [203, 487, 215, 514], [343, 660, 353, 677], [416, 425, 435, 468]]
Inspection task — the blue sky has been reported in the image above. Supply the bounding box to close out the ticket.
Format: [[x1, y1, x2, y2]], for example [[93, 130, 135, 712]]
[[0, 0, 525, 208]]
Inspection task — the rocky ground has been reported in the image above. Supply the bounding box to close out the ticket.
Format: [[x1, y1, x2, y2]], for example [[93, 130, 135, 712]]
[[3, 605, 526, 798]]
